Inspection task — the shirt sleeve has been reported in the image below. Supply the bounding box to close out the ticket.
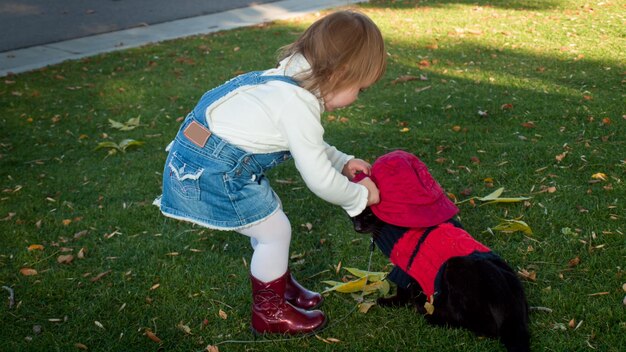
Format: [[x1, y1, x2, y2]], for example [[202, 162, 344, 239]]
[[276, 91, 368, 217]]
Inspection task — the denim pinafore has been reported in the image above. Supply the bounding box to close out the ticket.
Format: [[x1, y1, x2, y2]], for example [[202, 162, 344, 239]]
[[155, 71, 297, 230]]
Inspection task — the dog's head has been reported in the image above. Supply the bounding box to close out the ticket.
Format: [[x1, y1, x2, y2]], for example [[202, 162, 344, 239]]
[[351, 207, 384, 234]]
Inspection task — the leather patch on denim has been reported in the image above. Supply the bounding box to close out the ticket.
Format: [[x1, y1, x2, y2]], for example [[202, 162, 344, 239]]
[[183, 121, 212, 148]]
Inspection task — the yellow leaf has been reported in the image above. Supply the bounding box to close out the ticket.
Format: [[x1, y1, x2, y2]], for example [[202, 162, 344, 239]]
[[591, 173, 607, 181], [492, 219, 533, 235], [424, 301, 435, 315], [343, 267, 387, 282], [477, 187, 504, 201], [363, 280, 390, 296], [400, 127, 410, 133], [322, 277, 367, 293], [28, 244, 44, 251], [218, 309, 228, 320]]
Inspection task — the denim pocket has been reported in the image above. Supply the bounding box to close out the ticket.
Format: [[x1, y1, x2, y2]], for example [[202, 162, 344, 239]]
[[168, 152, 204, 200]]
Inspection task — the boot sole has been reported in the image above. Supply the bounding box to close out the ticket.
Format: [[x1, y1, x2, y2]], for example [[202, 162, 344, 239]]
[[250, 315, 328, 337]]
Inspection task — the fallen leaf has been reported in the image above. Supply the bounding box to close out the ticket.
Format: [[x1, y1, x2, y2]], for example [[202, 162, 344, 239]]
[[322, 277, 367, 293], [108, 117, 142, 131], [517, 269, 537, 282], [90, 270, 111, 282], [74, 342, 88, 350], [424, 295, 435, 315], [591, 173, 607, 181], [150, 283, 160, 291], [344, 267, 387, 282], [177, 321, 192, 335], [28, 244, 44, 251], [206, 345, 219, 352], [20, 268, 38, 276], [568, 318, 576, 328], [145, 329, 161, 343], [219, 309, 228, 320], [492, 219, 533, 235], [358, 301, 376, 314], [57, 254, 74, 264], [568, 256, 581, 268], [94, 321, 104, 329], [391, 75, 419, 85]]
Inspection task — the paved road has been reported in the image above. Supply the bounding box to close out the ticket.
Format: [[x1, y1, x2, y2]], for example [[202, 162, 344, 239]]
[[0, 0, 362, 76], [0, 0, 279, 52]]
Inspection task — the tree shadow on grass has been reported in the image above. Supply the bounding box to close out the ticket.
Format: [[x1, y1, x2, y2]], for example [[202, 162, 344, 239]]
[[363, 0, 563, 11]]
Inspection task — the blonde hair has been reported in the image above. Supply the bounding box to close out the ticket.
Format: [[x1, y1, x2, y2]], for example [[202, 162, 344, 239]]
[[279, 10, 386, 97]]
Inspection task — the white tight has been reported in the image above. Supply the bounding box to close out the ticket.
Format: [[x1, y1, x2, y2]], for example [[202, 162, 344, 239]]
[[236, 210, 291, 282]]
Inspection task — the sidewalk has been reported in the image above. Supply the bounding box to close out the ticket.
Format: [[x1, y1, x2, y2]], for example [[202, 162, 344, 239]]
[[0, 0, 361, 77]]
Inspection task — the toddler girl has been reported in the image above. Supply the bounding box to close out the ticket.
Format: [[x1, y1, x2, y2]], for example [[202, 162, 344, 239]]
[[154, 10, 386, 335]]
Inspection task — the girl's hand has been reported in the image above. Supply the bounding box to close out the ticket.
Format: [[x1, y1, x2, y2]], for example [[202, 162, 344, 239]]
[[357, 177, 380, 206], [342, 158, 371, 180]]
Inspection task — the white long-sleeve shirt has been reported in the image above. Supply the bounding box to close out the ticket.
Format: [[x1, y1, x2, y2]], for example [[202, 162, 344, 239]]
[[205, 54, 368, 216]]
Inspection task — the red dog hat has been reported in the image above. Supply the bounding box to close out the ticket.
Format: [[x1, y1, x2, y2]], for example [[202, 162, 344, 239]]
[[354, 150, 458, 227]]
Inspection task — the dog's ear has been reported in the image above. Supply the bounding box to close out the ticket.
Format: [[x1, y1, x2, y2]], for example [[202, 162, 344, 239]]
[[351, 207, 376, 233]]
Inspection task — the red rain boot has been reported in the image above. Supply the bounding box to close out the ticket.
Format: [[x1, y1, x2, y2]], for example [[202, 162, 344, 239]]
[[285, 270, 324, 310], [251, 272, 326, 335]]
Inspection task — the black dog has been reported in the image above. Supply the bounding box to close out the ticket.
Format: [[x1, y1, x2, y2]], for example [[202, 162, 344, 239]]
[[352, 207, 530, 352]]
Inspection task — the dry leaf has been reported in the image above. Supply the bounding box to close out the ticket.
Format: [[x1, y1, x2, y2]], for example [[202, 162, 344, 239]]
[[206, 345, 219, 352], [28, 244, 44, 251], [358, 301, 376, 314], [555, 152, 567, 162], [94, 321, 104, 329], [150, 283, 160, 291], [77, 247, 86, 259], [391, 75, 419, 85], [219, 309, 228, 320], [90, 270, 111, 282], [145, 329, 161, 343], [57, 254, 74, 264], [568, 256, 581, 268], [20, 268, 38, 276], [517, 269, 537, 282], [74, 342, 88, 350], [424, 295, 435, 315], [177, 321, 192, 335]]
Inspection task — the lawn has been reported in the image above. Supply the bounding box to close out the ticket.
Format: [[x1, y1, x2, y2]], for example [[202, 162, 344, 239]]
[[1, 0, 624, 351]]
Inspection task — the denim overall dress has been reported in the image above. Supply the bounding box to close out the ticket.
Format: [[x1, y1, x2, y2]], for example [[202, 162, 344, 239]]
[[155, 71, 298, 230]]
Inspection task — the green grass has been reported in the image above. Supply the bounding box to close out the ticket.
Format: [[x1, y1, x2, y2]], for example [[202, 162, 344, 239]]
[[1, 0, 624, 351]]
